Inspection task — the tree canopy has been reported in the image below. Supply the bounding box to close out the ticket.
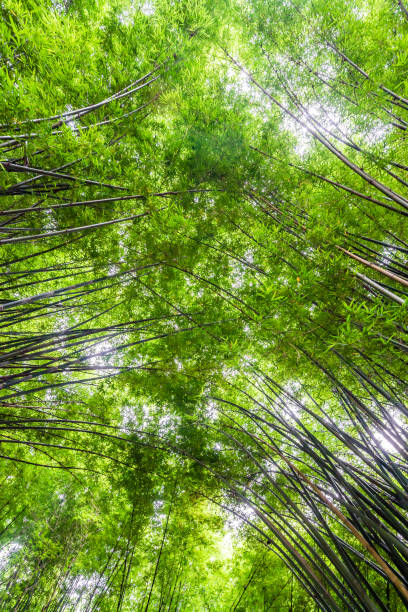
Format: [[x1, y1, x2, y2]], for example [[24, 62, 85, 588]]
[[1, 0, 408, 609]]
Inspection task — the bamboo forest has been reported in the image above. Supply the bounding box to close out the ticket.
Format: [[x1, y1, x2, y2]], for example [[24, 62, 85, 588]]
[[3, 0, 408, 609]]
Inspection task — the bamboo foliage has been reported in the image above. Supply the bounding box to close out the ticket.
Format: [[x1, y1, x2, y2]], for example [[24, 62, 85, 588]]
[[0, 0, 408, 610]]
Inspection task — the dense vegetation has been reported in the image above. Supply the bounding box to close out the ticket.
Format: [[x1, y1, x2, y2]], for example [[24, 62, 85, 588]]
[[1, 0, 408, 609]]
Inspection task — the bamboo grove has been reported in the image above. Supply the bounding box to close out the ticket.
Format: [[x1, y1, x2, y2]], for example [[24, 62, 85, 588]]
[[0, 0, 408, 609]]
